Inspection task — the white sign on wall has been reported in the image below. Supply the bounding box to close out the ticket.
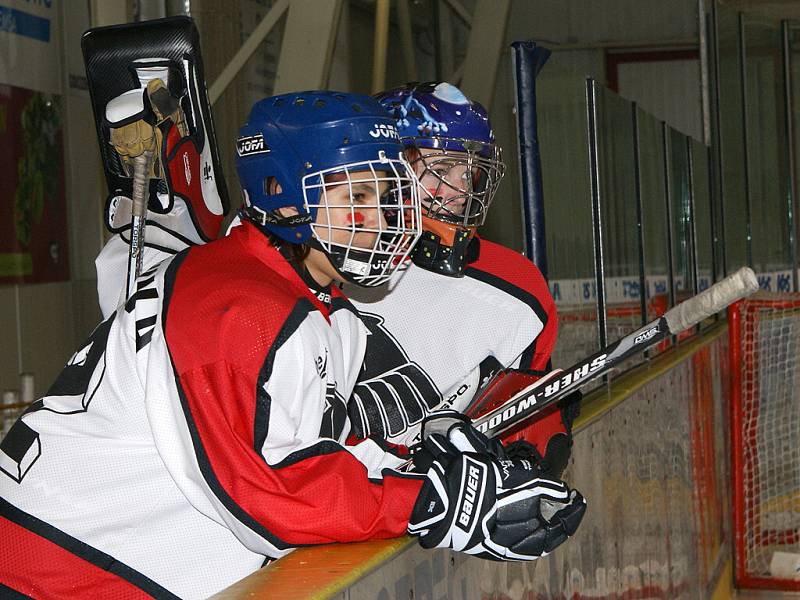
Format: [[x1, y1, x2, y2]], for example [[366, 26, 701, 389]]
[[0, 0, 62, 94]]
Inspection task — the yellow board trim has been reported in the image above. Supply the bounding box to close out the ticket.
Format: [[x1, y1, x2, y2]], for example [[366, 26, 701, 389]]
[[711, 560, 733, 600], [576, 321, 727, 432], [215, 321, 728, 599], [210, 537, 415, 599]]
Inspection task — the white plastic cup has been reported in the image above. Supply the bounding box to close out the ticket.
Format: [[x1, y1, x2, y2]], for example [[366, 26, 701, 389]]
[[1, 389, 19, 438], [1, 390, 17, 407], [20, 373, 34, 405], [770, 552, 800, 580]]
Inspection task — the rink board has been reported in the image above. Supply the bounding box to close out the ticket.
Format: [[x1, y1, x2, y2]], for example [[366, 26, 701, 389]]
[[214, 323, 731, 600]]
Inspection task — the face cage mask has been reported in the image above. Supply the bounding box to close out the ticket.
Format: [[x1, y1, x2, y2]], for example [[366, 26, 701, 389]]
[[303, 153, 422, 287], [411, 140, 505, 229]]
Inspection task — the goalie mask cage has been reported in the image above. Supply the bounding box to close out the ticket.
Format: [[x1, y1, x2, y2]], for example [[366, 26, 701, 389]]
[[730, 292, 800, 590]]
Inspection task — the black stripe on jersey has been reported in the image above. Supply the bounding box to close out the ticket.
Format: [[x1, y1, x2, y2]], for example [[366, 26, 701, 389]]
[[115, 214, 201, 251], [125, 287, 159, 313], [254, 300, 316, 454], [464, 267, 550, 369], [330, 295, 359, 317], [270, 439, 346, 469], [135, 315, 158, 352], [0, 498, 180, 599], [161, 252, 304, 553]]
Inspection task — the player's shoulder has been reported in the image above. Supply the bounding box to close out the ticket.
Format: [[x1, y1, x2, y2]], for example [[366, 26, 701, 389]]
[[466, 237, 553, 306], [163, 224, 317, 371], [171, 223, 302, 303]]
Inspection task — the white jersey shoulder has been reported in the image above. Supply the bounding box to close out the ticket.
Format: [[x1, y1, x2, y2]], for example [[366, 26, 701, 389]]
[[346, 258, 549, 445]]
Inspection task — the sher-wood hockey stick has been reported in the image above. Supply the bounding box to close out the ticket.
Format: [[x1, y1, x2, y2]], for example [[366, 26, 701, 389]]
[[468, 266, 758, 440], [127, 150, 154, 297]]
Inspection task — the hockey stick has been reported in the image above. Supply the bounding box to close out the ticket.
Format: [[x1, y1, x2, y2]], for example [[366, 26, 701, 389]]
[[469, 267, 759, 440], [109, 77, 182, 298], [126, 150, 154, 297]]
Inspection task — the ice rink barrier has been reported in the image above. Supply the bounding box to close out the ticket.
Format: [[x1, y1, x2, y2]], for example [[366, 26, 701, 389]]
[[213, 322, 734, 599]]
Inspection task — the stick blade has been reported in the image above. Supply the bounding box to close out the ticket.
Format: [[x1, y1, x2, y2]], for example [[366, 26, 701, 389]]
[[664, 267, 759, 334]]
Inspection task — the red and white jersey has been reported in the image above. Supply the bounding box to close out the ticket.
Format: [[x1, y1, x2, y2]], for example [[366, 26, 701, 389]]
[[345, 237, 557, 446], [0, 222, 422, 599]]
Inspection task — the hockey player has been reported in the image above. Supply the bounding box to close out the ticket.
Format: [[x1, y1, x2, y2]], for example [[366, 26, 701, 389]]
[[0, 92, 584, 599], [347, 82, 579, 479]]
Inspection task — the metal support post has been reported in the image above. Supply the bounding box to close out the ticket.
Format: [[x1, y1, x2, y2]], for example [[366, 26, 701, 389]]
[[371, 0, 390, 94], [587, 79, 608, 351], [512, 41, 551, 277], [781, 21, 798, 291]]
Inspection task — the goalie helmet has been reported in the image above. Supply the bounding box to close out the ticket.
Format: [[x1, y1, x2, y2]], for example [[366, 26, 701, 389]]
[[375, 82, 505, 277], [235, 91, 422, 287]]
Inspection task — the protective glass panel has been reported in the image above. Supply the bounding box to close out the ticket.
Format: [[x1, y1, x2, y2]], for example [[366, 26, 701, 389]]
[[668, 127, 696, 300], [717, 7, 749, 271], [791, 24, 800, 290], [592, 83, 644, 351], [708, 5, 728, 280], [690, 139, 715, 291], [537, 67, 599, 368], [636, 108, 671, 321], [743, 17, 793, 279]]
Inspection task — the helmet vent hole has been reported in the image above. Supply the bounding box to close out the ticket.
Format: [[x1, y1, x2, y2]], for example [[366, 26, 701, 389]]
[[351, 103, 362, 113], [314, 99, 325, 108], [294, 97, 305, 106], [263, 176, 280, 196], [273, 98, 284, 107]]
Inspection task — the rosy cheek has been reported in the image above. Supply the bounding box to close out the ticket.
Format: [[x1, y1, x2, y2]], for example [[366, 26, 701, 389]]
[[347, 212, 365, 227]]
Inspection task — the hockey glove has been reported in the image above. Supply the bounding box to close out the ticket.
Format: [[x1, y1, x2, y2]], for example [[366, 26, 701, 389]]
[[407, 414, 586, 561], [503, 389, 583, 480]]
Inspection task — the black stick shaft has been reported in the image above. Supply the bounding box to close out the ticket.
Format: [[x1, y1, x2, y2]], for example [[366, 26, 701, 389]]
[[475, 266, 758, 439], [474, 317, 669, 438]]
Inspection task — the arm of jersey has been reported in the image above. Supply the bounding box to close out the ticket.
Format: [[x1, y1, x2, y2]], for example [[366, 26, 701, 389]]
[[502, 290, 579, 478], [171, 325, 423, 559], [513, 287, 558, 372]]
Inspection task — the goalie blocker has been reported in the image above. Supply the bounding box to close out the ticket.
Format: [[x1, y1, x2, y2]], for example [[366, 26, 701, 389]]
[[466, 267, 759, 440], [82, 16, 229, 246]]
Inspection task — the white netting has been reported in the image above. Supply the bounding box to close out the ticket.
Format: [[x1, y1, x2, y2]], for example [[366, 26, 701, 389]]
[[736, 292, 800, 588]]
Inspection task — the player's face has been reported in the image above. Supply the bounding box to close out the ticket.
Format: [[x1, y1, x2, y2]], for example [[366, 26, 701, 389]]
[[312, 169, 390, 249], [412, 148, 484, 224]]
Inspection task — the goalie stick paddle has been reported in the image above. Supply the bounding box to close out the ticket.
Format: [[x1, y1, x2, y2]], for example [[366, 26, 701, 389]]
[[470, 267, 759, 440]]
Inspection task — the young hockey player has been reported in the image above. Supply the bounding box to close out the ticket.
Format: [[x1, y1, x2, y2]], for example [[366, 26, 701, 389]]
[[0, 92, 584, 599], [347, 82, 580, 480]]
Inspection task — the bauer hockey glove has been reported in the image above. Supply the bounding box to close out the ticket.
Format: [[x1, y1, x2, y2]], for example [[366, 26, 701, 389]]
[[407, 413, 586, 561]]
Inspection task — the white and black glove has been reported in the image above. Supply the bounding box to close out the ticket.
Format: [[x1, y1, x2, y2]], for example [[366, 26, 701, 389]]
[[407, 413, 586, 561]]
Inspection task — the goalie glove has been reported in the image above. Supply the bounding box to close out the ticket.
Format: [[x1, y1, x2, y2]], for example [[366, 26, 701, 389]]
[[407, 413, 586, 561]]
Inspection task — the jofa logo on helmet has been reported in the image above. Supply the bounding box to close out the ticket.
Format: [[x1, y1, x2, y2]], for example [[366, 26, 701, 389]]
[[369, 123, 399, 140], [237, 134, 270, 156]]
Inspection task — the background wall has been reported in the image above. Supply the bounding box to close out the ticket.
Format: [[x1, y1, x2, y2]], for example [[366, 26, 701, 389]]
[[0, 0, 776, 400]]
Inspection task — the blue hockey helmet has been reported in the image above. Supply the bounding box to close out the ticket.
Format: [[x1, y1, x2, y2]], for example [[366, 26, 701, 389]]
[[375, 83, 505, 277], [375, 82, 496, 154], [235, 91, 422, 286]]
